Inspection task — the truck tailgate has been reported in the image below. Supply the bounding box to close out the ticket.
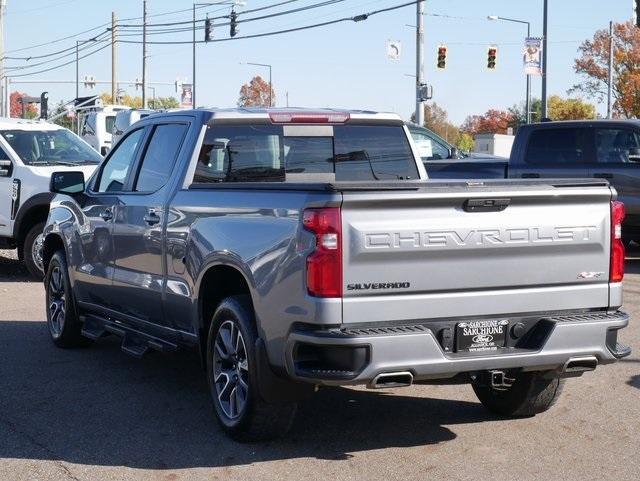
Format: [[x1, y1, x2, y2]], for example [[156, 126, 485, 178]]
[[340, 182, 613, 323]]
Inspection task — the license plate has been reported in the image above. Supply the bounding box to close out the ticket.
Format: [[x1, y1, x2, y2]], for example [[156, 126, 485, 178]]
[[456, 319, 509, 352]]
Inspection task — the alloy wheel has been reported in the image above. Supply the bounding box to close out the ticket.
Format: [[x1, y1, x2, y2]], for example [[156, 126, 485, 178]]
[[213, 320, 249, 419], [47, 265, 66, 337]]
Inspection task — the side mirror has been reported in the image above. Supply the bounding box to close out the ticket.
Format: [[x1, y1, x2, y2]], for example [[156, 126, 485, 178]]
[[0, 160, 12, 177], [629, 147, 640, 162], [50, 171, 85, 194], [449, 147, 459, 159]]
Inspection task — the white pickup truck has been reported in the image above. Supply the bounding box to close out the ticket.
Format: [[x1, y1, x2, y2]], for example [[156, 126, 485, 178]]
[[0, 118, 101, 277]]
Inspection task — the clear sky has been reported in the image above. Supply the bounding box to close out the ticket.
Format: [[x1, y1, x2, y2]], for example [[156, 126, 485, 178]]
[[2, 0, 633, 124]]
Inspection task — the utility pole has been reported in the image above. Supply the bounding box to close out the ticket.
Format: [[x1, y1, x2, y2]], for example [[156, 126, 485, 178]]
[[415, 0, 424, 126], [75, 41, 80, 100], [112, 11, 117, 104], [607, 20, 613, 119], [142, 0, 148, 108], [0, 0, 6, 117], [541, 0, 548, 119], [192, 4, 196, 107]]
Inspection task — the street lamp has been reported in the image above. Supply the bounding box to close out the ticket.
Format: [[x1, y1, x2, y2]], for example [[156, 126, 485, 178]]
[[192, 1, 246, 107], [488, 15, 532, 124], [241, 62, 272, 107]]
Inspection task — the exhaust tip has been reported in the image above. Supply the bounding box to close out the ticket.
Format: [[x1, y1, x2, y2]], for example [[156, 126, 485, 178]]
[[369, 371, 413, 389], [563, 356, 598, 373]]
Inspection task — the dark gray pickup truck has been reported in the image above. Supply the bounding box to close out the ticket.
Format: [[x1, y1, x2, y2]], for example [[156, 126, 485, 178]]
[[422, 120, 640, 242], [42, 109, 630, 441]]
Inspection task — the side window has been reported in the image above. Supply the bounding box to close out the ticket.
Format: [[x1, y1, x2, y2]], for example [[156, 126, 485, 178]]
[[97, 128, 144, 192], [524, 128, 585, 164], [135, 124, 188, 192], [194, 125, 284, 183], [0, 146, 9, 160], [410, 129, 449, 160], [594, 128, 640, 164]]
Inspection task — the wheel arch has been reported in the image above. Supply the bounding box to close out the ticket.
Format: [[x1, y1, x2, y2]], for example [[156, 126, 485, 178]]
[[196, 261, 257, 362], [13, 193, 53, 258], [42, 232, 66, 274]]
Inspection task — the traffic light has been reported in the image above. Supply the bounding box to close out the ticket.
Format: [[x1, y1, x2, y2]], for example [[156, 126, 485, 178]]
[[487, 46, 497, 70], [230, 9, 238, 37], [635, 0, 640, 27], [436, 45, 447, 69], [205, 17, 213, 42]]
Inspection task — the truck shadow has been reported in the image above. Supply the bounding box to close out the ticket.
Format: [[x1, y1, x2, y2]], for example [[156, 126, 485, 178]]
[[0, 320, 504, 470], [0, 250, 33, 282]]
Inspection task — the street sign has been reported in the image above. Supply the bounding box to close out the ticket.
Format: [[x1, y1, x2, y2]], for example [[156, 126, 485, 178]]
[[386, 40, 401, 60], [181, 83, 193, 108], [523, 37, 543, 76]]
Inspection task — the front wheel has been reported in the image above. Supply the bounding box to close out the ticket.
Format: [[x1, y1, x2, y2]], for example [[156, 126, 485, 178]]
[[472, 371, 565, 417], [206, 295, 297, 441], [24, 222, 45, 279], [45, 250, 91, 348]]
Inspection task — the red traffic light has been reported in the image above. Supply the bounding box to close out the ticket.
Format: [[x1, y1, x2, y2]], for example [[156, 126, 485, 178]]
[[488, 48, 497, 56]]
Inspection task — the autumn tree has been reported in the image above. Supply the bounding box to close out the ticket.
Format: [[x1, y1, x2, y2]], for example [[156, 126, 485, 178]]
[[410, 102, 473, 149], [548, 95, 596, 120], [508, 98, 542, 128], [238, 75, 274, 107], [571, 21, 640, 118], [461, 109, 514, 136], [10, 91, 38, 119], [149, 96, 180, 110]]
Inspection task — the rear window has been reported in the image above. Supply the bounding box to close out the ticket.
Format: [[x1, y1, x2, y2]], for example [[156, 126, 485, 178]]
[[105, 115, 116, 135], [524, 128, 586, 164], [193, 123, 418, 183]]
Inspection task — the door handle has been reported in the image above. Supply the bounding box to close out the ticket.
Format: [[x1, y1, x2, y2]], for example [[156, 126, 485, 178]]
[[143, 210, 161, 226], [594, 173, 613, 179], [521, 173, 540, 178], [99, 208, 113, 221]]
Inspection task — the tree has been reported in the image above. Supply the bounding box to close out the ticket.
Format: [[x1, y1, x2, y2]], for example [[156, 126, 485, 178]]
[[548, 95, 596, 120], [50, 101, 74, 130], [100, 92, 142, 109], [461, 109, 514, 136], [149, 96, 180, 110], [10, 91, 38, 119], [410, 102, 465, 147], [238, 75, 274, 107], [457, 132, 474, 152], [508, 98, 542, 129], [571, 21, 640, 118]]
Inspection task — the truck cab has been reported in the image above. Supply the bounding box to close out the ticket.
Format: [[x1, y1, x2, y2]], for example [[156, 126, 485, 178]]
[[0, 118, 101, 277]]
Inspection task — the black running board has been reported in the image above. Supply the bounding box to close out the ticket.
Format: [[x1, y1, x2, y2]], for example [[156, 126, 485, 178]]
[[80, 314, 179, 359]]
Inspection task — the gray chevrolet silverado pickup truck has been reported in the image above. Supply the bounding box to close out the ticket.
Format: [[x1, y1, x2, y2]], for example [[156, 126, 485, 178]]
[[41, 108, 631, 441]]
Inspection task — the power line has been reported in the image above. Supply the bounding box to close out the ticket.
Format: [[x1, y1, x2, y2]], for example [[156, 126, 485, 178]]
[[117, 0, 422, 45], [4, 30, 111, 62], [7, 41, 112, 78]]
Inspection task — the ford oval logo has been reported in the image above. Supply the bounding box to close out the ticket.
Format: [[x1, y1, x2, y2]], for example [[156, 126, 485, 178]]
[[473, 334, 493, 344]]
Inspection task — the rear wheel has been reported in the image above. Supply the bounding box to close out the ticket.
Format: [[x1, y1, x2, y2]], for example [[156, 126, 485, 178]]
[[206, 295, 297, 441], [472, 370, 564, 417], [24, 222, 45, 279], [45, 250, 91, 348]]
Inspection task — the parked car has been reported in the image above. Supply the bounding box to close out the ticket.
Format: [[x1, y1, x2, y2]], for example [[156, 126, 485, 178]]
[[42, 108, 630, 441], [81, 106, 130, 155], [111, 109, 154, 148], [407, 123, 505, 163], [424, 120, 640, 242], [0, 118, 101, 277]]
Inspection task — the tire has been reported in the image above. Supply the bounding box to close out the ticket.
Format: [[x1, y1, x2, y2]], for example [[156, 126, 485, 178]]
[[45, 250, 92, 348], [206, 295, 297, 442], [472, 371, 565, 417], [23, 222, 45, 279]]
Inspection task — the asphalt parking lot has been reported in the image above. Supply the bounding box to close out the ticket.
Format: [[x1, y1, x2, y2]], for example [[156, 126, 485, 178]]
[[0, 249, 638, 481]]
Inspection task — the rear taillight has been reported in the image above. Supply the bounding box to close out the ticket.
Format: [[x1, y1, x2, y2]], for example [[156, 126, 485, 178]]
[[303, 207, 342, 297], [610, 201, 625, 282]]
